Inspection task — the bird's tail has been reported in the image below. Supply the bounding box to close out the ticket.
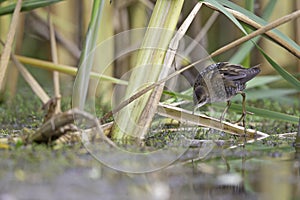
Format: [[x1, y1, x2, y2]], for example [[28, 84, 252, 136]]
[[241, 64, 261, 84]]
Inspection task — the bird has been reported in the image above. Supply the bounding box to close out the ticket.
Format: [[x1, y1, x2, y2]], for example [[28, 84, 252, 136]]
[[182, 62, 260, 123]]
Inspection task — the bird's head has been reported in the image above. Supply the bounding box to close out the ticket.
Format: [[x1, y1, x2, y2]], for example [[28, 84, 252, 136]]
[[193, 85, 209, 109]]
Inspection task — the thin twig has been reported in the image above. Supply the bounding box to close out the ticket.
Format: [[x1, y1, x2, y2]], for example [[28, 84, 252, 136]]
[[30, 11, 81, 59], [184, 11, 219, 56], [48, 8, 61, 113]]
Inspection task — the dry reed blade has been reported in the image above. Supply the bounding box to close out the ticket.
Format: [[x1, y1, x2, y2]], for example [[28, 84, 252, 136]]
[[11, 54, 50, 104], [0, 0, 22, 92]]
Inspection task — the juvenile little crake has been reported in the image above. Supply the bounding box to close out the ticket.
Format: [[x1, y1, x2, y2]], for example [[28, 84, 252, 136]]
[[185, 62, 260, 123]]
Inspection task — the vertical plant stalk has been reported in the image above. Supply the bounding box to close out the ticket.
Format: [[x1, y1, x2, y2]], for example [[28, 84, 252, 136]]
[[139, 2, 203, 137], [48, 9, 61, 113], [92, 0, 114, 105], [0, 0, 22, 92], [129, 1, 147, 67], [111, 0, 185, 140], [73, 0, 105, 109]]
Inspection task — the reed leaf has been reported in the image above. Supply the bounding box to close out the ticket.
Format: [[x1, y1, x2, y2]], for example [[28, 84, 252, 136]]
[[73, 0, 105, 110], [0, 0, 62, 16], [256, 45, 300, 90], [228, 103, 299, 124], [229, 0, 277, 64], [210, 0, 300, 57]]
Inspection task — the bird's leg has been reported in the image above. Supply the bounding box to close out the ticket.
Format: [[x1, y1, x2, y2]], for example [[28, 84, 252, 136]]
[[242, 112, 247, 146], [220, 101, 231, 122], [232, 92, 246, 124], [228, 92, 248, 144], [240, 93, 248, 146]]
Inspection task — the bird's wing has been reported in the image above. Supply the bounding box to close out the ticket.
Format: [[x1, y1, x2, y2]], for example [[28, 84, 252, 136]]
[[218, 64, 247, 81]]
